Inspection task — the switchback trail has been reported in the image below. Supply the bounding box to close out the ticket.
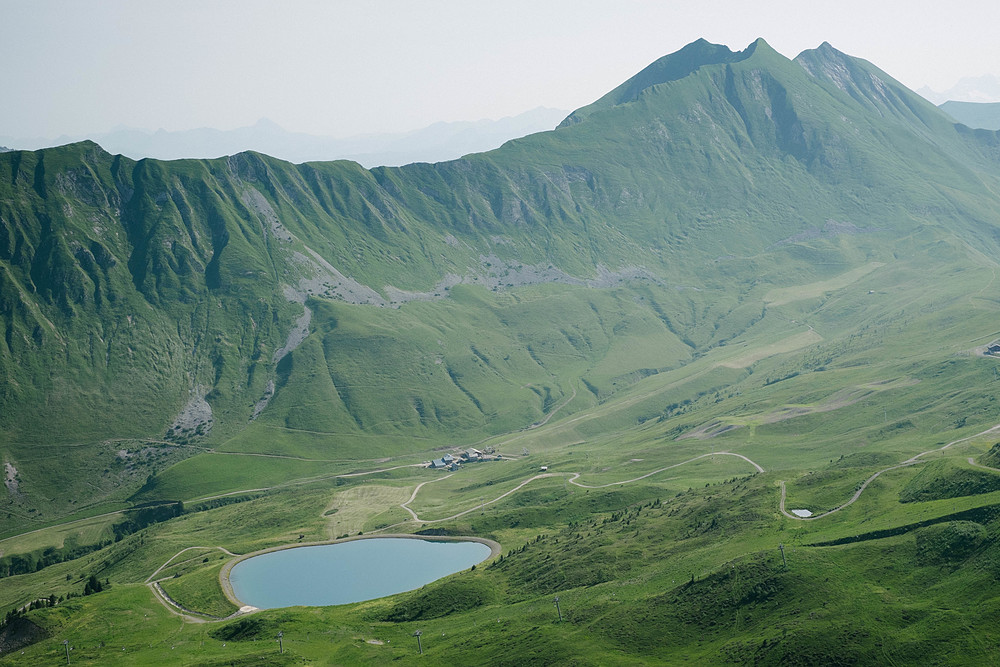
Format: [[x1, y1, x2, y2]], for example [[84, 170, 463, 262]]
[[393, 473, 563, 527], [147, 581, 244, 623], [968, 457, 1000, 474], [146, 545, 237, 583], [403, 420, 1000, 526], [144, 423, 1000, 621]]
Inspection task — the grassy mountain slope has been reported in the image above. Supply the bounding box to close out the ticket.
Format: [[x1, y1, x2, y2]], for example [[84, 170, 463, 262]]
[[5, 37, 1000, 663]]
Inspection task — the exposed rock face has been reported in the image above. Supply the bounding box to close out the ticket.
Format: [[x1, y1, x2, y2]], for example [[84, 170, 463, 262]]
[[166, 389, 213, 439], [3, 462, 18, 496]]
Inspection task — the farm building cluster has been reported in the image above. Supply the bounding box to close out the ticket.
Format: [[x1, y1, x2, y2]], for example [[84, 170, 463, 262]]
[[427, 448, 501, 470]]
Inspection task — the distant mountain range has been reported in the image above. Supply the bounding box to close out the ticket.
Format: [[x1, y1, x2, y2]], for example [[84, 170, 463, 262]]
[[0, 107, 568, 167], [903, 72, 1000, 131], [911, 73, 1000, 131], [939, 100, 1000, 130], [918, 74, 1000, 104]]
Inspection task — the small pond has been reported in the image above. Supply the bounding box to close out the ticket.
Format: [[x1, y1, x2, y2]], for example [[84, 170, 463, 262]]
[[228, 537, 493, 609]]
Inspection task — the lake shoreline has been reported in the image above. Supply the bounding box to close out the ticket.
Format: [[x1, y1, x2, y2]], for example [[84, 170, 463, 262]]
[[219, 533, 501, 611]]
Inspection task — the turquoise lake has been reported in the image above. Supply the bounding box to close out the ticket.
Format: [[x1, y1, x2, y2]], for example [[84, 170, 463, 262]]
[[228, 538, 493, 609]]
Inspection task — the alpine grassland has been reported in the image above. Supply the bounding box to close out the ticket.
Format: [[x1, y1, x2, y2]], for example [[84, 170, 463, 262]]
[[5, 38, 1000, 663]]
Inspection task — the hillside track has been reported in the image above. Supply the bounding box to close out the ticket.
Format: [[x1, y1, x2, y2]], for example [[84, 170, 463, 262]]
[[567, 452, 764, 489], [397, 451, 764, 525], [527, 386, 578, 429], [400, 474, 454, 521], [146, 545, 237, 584], [969, 457, 1000, 474], [779, 423, 1000, 520]]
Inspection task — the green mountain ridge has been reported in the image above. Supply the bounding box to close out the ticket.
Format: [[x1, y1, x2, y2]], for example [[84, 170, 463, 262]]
[[4, 35, 1000, 511], [5, 36, 1000, 512], [6, 38, 1000, 663]]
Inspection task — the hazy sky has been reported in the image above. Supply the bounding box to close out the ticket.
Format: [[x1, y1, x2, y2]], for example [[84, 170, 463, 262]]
[[4, 0, 999, 139]]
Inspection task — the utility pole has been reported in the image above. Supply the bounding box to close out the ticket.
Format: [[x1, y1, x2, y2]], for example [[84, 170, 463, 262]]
[[63, 639, 70, 665], [276, 631, 283, 654], [779, 543, 787, 569], [413, 630, 423, 655], [554, 596, 562, 622]]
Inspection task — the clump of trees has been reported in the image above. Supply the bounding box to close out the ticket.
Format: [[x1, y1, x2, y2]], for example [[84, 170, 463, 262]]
[[83, 574, 105, 595]]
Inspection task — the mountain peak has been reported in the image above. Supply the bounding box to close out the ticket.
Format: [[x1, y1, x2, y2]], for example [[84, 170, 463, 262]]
[[560, 38, 757, 126], [796, 41, 850, 67], [741, 37, 790, 63], [252, 118, 284, 131], [795, 42, 946, 129], [620, 37, 749, 93]]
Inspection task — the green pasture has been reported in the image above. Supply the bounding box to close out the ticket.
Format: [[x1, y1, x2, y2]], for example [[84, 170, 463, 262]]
[[0, 513, 119, 555]]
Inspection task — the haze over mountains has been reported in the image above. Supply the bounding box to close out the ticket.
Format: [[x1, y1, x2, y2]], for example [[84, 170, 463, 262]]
[[917, 73, 1000, 104], [0, 107, 568, 167], [6, 37, 1000, 663]]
